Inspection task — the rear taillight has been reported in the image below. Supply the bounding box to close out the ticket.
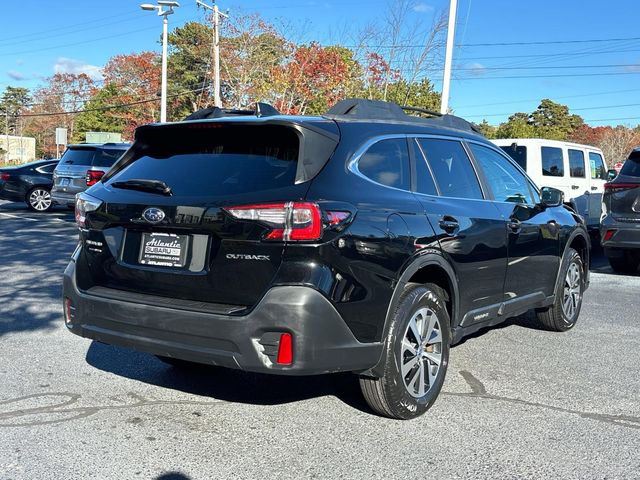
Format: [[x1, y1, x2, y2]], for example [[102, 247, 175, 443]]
[[602, 229, 617, 242], [75, 192, 103, 228], [86, 170, 104, 186], [225, 202, 323, 241], [0, 173, 10, 181], [604, 182, 640, 193]]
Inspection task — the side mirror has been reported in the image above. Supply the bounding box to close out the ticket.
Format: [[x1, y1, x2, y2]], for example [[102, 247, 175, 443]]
[[606, 169, 617, 181], [540, 186, 564, 207]]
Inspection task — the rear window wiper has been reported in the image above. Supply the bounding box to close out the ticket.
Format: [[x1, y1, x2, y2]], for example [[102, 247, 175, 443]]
[[110, 179, 172, 196]]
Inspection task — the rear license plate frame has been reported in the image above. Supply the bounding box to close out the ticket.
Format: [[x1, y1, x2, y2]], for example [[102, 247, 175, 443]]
[[138, 232, 188, 268]]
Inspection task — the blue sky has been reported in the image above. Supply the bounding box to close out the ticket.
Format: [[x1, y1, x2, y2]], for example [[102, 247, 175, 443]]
[[1, 0, 639, 126]]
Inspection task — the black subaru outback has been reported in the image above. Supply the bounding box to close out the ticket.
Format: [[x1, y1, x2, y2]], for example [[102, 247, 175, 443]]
[[64, 99, 589, 419]]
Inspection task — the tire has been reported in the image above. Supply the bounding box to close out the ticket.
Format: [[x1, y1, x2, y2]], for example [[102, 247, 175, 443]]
[[359, 283, 450, 420], [26, 187, 53, 212], [536, 248, 584, 332], [606, 249, 640, 274]]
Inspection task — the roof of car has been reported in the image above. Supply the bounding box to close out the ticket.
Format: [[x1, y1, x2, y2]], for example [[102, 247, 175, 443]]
[[492, 138, 604, 152]]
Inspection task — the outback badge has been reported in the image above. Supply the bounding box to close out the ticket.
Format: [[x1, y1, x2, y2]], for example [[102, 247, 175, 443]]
[[142, 207, 166, 224]]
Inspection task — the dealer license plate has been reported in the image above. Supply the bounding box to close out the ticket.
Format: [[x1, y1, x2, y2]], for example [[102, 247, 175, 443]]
[[138, 232, 188, 268]]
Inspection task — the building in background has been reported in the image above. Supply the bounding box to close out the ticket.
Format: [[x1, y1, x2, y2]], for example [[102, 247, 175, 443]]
[[0, 135, 36, 164], [85, 132, 123, 144]]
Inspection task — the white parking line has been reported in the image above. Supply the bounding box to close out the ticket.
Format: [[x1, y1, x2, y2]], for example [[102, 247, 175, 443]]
[[0, 212, 38, 222]]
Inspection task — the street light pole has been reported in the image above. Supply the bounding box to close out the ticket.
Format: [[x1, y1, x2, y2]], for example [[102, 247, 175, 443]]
[[440, 0, 458, 115], [141, 1, 180, 122]]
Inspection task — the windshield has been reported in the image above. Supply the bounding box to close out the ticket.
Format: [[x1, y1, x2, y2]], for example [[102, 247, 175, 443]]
[[60, 148, 95, 165], [620, 150, 640, 177]]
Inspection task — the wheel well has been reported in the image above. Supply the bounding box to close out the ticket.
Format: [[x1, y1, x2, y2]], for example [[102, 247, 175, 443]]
[[569, 234, 589, 271], [407, 264, 453, 323]]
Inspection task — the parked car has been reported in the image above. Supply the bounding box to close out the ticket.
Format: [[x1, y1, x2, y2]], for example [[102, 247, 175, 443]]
[[0, 159, 59, 211], [63, 99, 590, 420], [493, 138, 607, 231], [600, 147, 640, 273], [51, 143, 130, 207]]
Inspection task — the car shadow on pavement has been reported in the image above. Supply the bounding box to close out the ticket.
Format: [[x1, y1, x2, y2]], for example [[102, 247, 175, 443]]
[[85, 341, 372, 413], [0, 203, 76, 337]]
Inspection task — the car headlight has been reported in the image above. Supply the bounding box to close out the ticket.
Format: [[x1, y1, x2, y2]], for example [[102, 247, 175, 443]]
[[75, 192, 102, 228]]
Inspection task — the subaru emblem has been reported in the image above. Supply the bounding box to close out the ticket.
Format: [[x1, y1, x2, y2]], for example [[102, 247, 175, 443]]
[[142, 207, 166, 224]]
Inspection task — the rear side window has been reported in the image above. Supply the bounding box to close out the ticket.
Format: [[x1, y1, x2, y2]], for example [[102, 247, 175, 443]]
[[60, 148, 95, 165], [358, 138, 410, 190], [93, 148, 125, 168], [500, 145, 527, 170], [36, 163, 57, 174], [541, 146, 564, 177], [418, 138, 483, 199], [568, 149, 586, 178], [411, 139, 438, 196], [620, 150, 640, 177], [109, 125, 300, 196], [589, 152, 607, 180]]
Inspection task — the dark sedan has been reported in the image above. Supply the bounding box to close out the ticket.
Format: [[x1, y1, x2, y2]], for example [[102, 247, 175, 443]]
[[0, 159, 59, 212]]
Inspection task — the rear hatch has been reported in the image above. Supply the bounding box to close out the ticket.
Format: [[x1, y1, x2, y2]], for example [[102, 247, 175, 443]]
[[604, 151, 640, 223], [77, 119, 339, 309], [54, 146, 125, 195]]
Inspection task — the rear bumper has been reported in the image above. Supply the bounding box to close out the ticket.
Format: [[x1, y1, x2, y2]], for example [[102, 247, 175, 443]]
[[51, 189, 77, 206], [600, 215, 640, 250], [63, 257, 382, 375]]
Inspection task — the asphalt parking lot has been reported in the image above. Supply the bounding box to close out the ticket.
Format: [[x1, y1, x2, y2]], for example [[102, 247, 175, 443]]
[[0, 199, 639, 480]]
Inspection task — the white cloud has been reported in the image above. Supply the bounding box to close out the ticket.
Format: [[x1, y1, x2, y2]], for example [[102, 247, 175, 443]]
[[413, 2, 434, 12], [7, 70, 27, 81], [53, 57, 103, 81], [467, 62, 487, 76]]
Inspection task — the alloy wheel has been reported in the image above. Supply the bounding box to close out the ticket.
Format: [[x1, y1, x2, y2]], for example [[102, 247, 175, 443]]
[[400, 307, 443, 398], [29, 189, 52, 211], [562, 262, 582, 321]]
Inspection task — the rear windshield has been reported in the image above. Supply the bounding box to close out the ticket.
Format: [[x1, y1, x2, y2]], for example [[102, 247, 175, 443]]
[[499, 145, 527, 170], [60, 147, 125, 167], [60, 148, 95, 166], [108, 125, 299, 196], [620, 150, 640, 177]]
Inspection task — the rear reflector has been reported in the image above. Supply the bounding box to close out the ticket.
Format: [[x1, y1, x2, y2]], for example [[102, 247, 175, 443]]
[[602, 229, 617, 242], [276, 333, 293, 365], [64, 297, 75, 325], [86, 170, 105, 186], [0, 173, 10, 181]]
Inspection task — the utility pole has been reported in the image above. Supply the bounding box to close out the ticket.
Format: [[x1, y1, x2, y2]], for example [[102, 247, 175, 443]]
[[197, 0, 227, 107], [440, 0, 458, 114]]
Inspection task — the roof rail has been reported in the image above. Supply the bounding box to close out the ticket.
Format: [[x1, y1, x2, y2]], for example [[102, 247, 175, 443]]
[[183, 102, 280, 121], [325, 98, 481, 135]]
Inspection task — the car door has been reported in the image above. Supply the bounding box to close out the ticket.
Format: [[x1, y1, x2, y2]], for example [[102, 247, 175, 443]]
[[587, 151, 607, 227], [413, 137, 508, 325], [567, 147, 591, 224], [540, 145, 570, 199], [467, 142, 560, 303]]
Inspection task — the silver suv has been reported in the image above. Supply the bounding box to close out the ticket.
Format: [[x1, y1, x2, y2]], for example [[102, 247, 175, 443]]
[[51, 143, 129, 207]]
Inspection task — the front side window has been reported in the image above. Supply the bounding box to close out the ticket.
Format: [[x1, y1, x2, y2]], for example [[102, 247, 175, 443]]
[[358, 138, 410, 190], [568, 149, 586, 178], [541, 146, 564, 177], [470, 144, 535, 205], [589, 152, 607, 180], [418, 138, 483, 199]]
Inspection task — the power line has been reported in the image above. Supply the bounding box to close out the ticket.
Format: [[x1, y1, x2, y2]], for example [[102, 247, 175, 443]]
[[458, 36, 640, 47], [464, 102, 640, 119], [454, 71, 640, 80], [453, 63, 640, 71]]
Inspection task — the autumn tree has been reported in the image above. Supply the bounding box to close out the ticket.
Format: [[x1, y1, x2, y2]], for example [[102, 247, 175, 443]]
[[23, 73, 95, 157], [102, 51, 161, 137], [73, 83, 128, 142]]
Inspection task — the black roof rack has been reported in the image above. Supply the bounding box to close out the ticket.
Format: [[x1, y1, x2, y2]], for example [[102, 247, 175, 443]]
[[183, 102, 280, 121], [325, 98, 481, 135]]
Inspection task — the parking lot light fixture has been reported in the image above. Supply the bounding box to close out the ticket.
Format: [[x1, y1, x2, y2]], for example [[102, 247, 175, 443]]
[[140, 1, 180, 123]]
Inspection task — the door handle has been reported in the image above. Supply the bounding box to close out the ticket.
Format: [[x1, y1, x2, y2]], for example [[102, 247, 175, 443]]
[[590, 186, 598, 191], [571, 185, 580, 190], [439, 216, 459, 233], [507, 219, 522, 233]]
